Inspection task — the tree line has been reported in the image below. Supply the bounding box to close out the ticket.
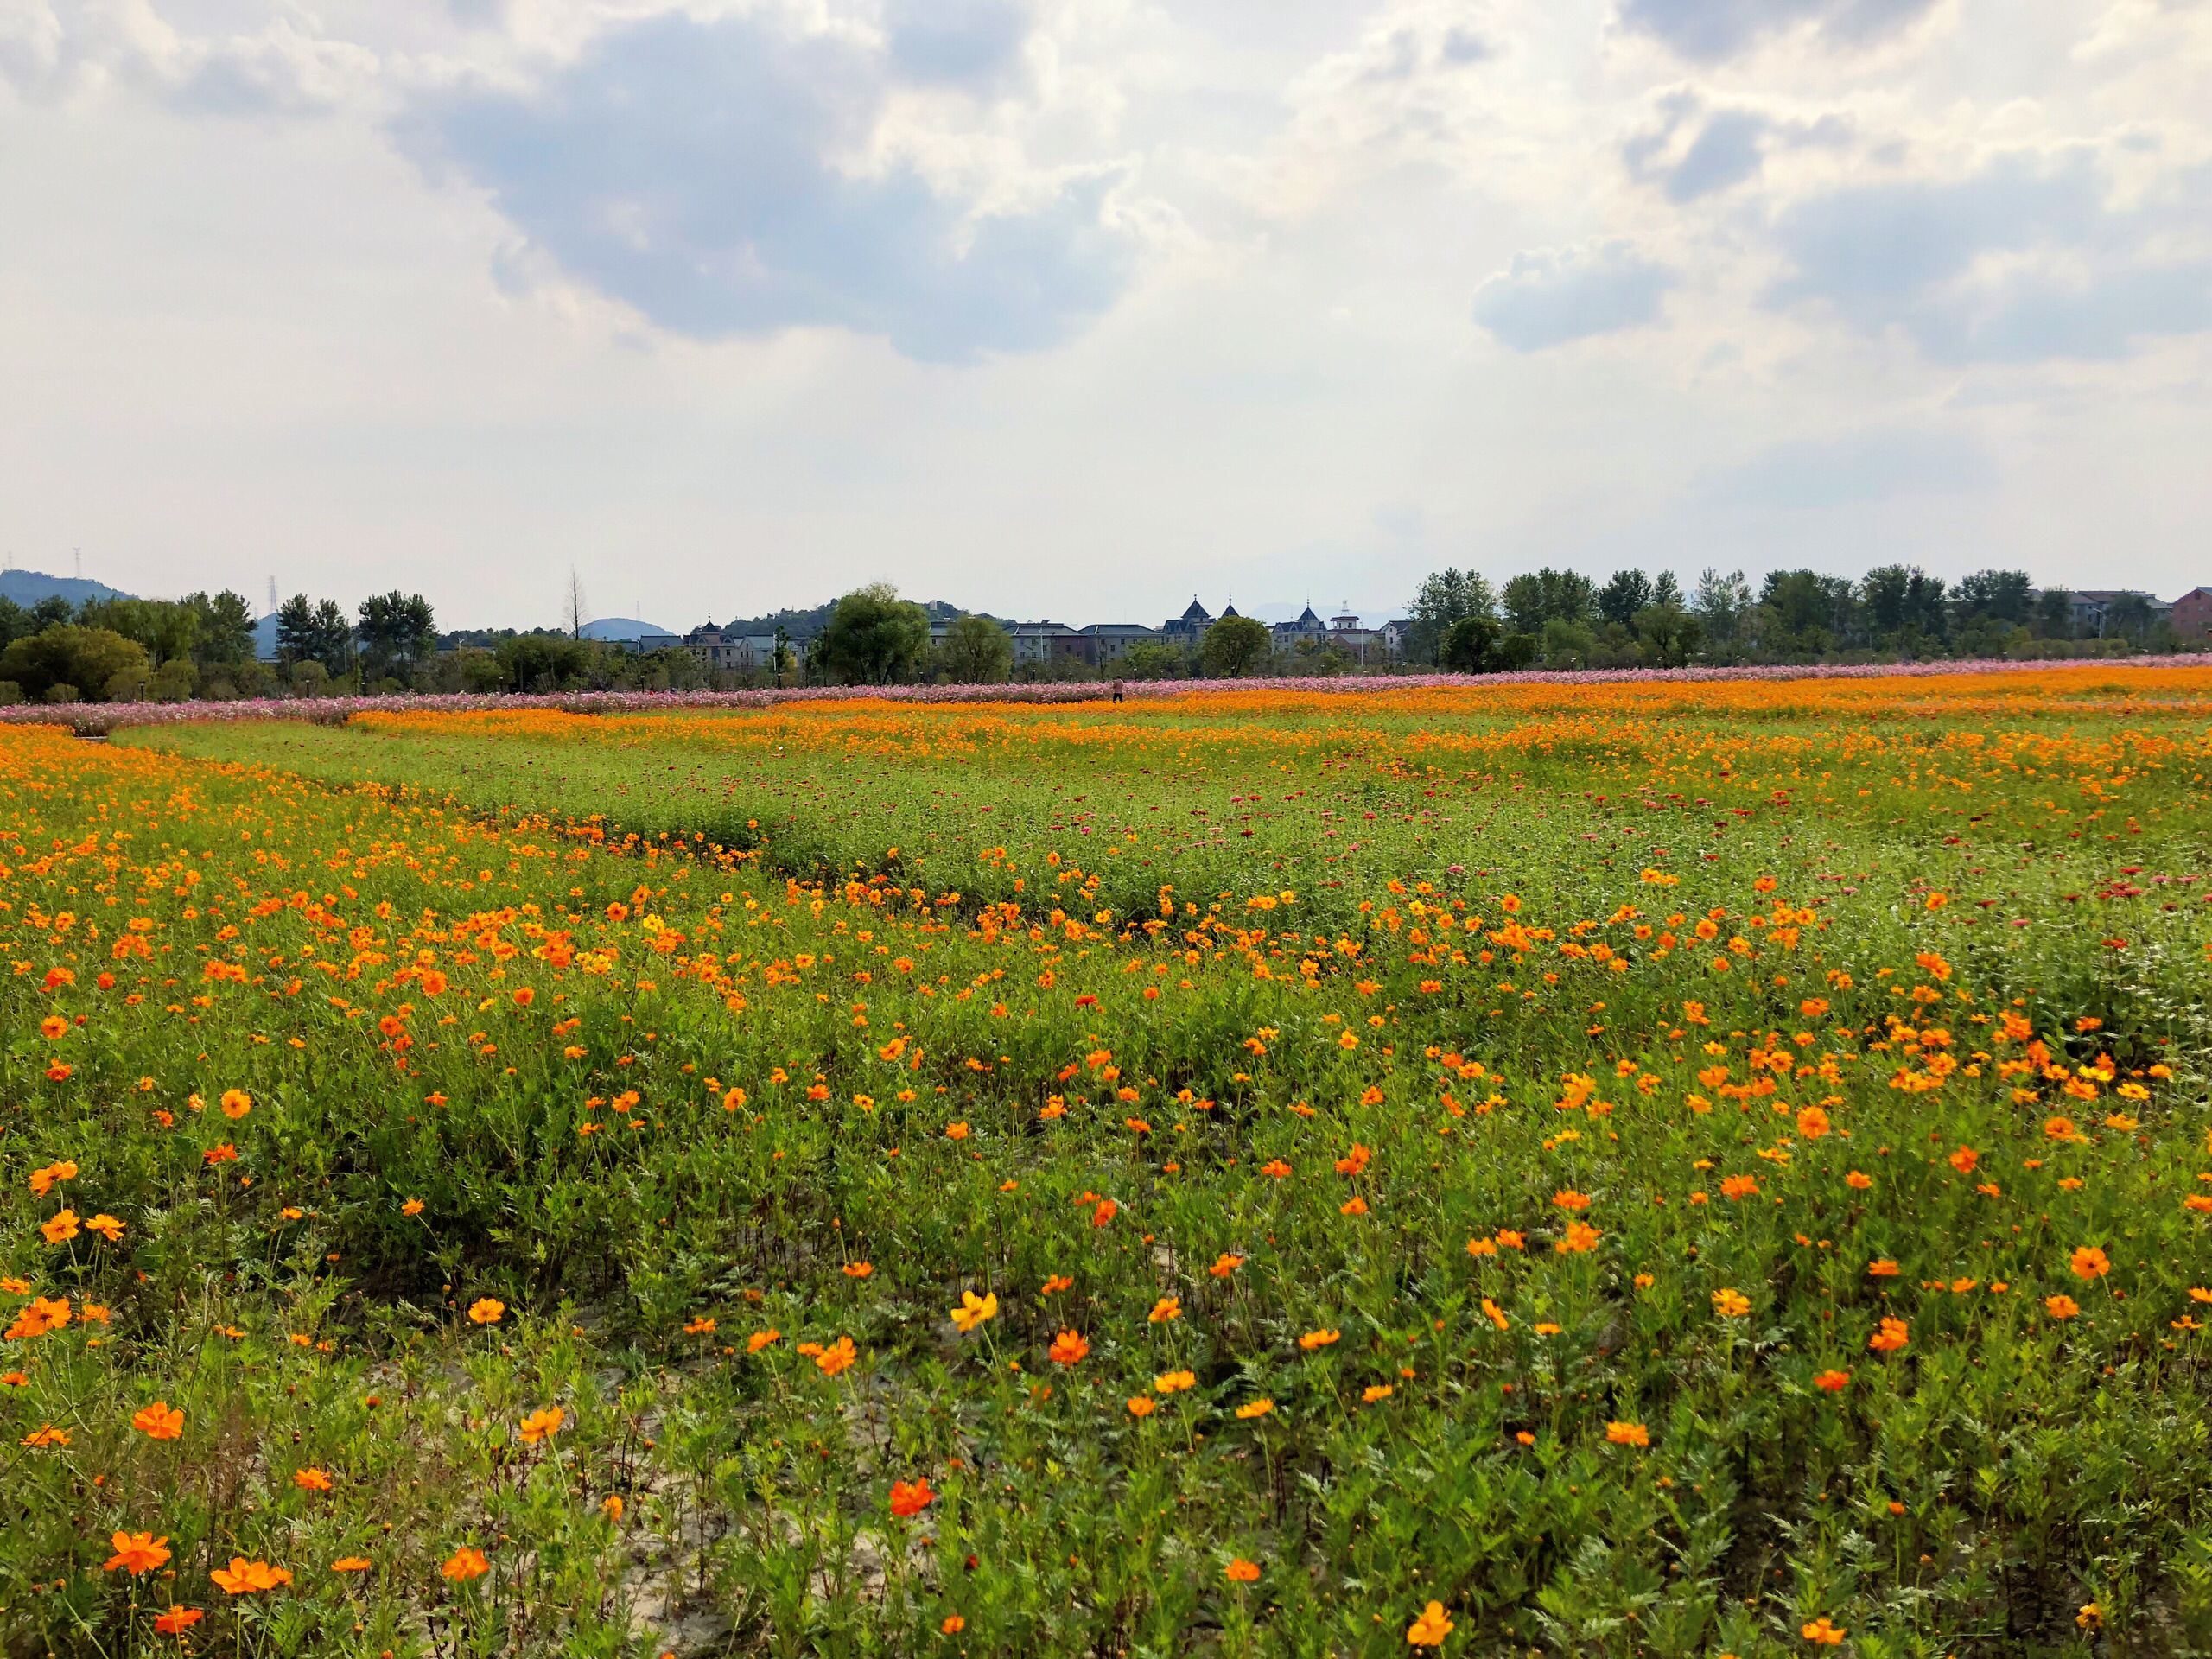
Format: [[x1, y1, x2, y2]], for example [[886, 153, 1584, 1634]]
[[1398, 564, 2180, 673]]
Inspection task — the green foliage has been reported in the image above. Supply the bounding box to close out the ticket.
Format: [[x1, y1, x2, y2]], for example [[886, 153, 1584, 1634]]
[[493, 632, 594, 692], [0, 624, 152, 702], [935, 614, 1014, 684], [816, 583, 932, 685], [1440, 614, 1501, 672], [1200, 614, 1273, 677]]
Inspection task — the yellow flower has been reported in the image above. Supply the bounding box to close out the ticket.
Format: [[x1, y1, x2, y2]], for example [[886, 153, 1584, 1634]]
[[950, 1290, 998, 1334]]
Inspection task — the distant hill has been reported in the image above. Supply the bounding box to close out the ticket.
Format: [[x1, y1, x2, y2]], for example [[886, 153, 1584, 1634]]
[[1, 569, 130, 607], [580, 617, 680, 644]]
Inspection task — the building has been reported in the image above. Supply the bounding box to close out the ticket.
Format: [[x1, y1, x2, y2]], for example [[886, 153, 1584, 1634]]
[[2068, 591, 2169, 637], [1381, 619, 1411, 657], [2169, 587, 2212, 641], [687, 623, 802, 674], [1159, 598, 1213, 641], [1273, 606, 1330, 645], [1007, 620, 1080, 665], [1062, 623, 1160, 667]]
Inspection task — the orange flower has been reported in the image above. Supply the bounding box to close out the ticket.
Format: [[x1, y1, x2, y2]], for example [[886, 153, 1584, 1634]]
[[1224, 1558, 1261, 1583], [601, 1495, 625, 1521], [944, 1122, 969, 1141], [133, 1401, 184, 1440], [1048, 1329, 1090, 1364], [1869, 1316, 1910, 1353], [1868, 1259, 1901, 1278], [1154, 1370, 1196, 1394], [1814, 1369, 1851, 1392], [1363, 1384, 1394, 1403], [1041, 1274, 1074, 1294], [467, 1298, 505, 1325], [40, 1210, 79, 1245], [889, 1478, 937, 1517], [104, 1531, 171, 1574], [747, 1330, 780, 1353], [211, 1558, 293, 1594], [39, 1015, 67, 1039], [85, 1213, 125, 1243], [816, 1336, 859, 1376], [1299, 1329, 1339, 1350], [402, 1198, 424, 1216], [1551, 1189, 1591, 1211], [293, 1466, 334, 1491], [441, 1547, 490, 1583], [1802, 1616, 1847, 1644], [154, 1609, 204, 1634], [1713, 1288, 1751, 1318], [1091, 1198, 1117, 1227], [28, 1160, 77, 1196], [842, 1262, 874, 1278], [1408, 1601, 1455, 1647], [941, 1615, 966, 1634], [6, 1295, 71, 1339], [1846, 1170, 1872, 1190], [518, 1407, 565, 1445], [2070, 1245, 2111, 1281], [1605, 1421, 1649, 1446], [1481, 1297, 1510, 1331], [2045, 1294, 2080, 1319], [1128, 1395, 1157, 1417], [1209, 1254, 1244, 1278], [1948, 1146, 1978, 1174], [1235, 1398, 1274, 1420], [219, 1089, 253, 1120], [683, 1316, 717, 1334], [1148, 1296, 1181, 1324], [21, 1424, 70, 1447], [1555, 1220, 1601, 1255], [1719, 1174, 1758, 1201], [1796, 1106, 1830, 1140], [332, 1557, 373, 1573], [1261, 1160, 1292, 1179]]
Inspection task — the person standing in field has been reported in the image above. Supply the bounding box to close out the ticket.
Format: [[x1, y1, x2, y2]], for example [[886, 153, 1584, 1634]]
[[1111, 678, 1125, 704]]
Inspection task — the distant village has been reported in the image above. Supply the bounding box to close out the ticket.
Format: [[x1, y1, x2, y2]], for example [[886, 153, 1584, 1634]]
[[673, 598, 1403, 677], [1, 563, 2208, 704]]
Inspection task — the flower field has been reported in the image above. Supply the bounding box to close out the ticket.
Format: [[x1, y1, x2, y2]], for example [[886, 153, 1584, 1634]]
[[7, 665, 2212, 1656]]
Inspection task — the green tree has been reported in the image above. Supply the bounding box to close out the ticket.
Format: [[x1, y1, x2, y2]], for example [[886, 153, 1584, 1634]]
[[185, 591, 258, 668], [358, 592, 438, 683], [1503, 569, 1595, 636], [936, 614, 1014, 684], [1440, 614, 1501, 672], [1200, 614, 1273, 678], [1404, 568, 1497, 664], [494, 632, 593, 692], [1596, 569, 1652, 629], [1633, 601, 1702, 668], [0, 626, 152, 702], [78, 596, 200, 667], [815, 584, 931, 685], [1117, 640, 1188, 681]]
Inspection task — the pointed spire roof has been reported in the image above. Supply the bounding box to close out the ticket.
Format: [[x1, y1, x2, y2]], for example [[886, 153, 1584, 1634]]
[[1180, 596, 1211, 621]]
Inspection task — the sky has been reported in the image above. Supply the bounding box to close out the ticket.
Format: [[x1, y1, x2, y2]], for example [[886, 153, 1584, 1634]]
[[3, 0, 2209, 632]]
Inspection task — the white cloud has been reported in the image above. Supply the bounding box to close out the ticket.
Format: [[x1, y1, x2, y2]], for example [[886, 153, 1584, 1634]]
[[1, 0, 2210, 625], [1471, 240, 1678, 350]]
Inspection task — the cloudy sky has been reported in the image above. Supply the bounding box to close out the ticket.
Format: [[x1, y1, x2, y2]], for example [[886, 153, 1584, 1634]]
[[3, 0, 2209, 630]]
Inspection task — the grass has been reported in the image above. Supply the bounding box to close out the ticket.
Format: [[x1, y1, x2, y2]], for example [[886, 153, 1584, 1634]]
[[3, 665, 2210, 1656]]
